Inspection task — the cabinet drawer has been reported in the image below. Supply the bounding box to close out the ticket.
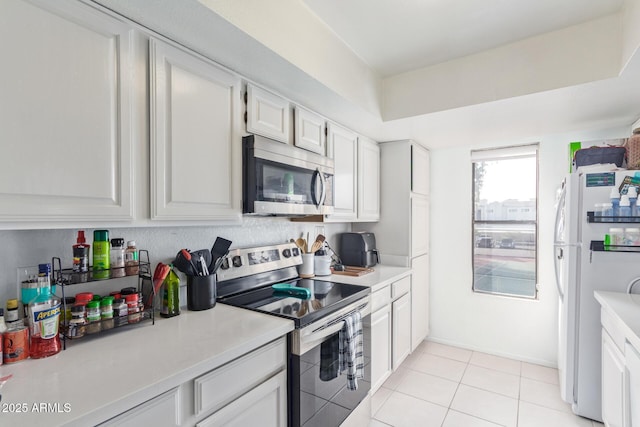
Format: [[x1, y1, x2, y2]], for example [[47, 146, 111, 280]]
[[371, 286, 391, 312], [194, 337, 286, 417], [100, 387, 180, 426], [601, 308, 626, 353], [392, 276, 411, 299]]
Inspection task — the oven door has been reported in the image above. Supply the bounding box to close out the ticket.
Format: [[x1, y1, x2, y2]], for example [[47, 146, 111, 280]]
[[289, 298, 371, 427], [243, 134, 334, 216]]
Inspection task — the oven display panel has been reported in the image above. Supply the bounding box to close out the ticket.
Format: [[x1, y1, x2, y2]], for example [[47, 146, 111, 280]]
[[248, 249, 281, 265]]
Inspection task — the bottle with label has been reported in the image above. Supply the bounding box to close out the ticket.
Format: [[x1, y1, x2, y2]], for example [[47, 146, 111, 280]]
[[125, 241, 139, 276], [620, 195, 632, 220], [72, 230, 90, 278], [629, 187, 639, 220], [93, 230, 110, 280], [161, 267, 180, 318], [5, 298, 20, 329], [110, 238, 126, 278], [610, 187, 621, 221], [28, 263, 61, 359]]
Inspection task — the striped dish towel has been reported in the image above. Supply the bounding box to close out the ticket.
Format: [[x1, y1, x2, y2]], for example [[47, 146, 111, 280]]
[[338, 311, 364, 390]]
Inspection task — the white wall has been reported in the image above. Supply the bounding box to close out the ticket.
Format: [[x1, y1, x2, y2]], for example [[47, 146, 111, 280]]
[[0, 219, 350, 312], [429, 125, 629, 366]]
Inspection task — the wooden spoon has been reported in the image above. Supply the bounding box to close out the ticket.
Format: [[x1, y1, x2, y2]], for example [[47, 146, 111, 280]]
[[310, 234, 326, 253], [295, 238, 307, 253]]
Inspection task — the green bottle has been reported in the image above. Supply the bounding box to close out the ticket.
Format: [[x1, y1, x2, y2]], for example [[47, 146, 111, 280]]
[[161, 266, 180, 318], [93, 230, 110, 280]]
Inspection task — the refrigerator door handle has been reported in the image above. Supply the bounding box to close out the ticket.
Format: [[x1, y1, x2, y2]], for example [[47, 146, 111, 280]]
[[554, 182, 567, 244], [554, 245, 565, 299]]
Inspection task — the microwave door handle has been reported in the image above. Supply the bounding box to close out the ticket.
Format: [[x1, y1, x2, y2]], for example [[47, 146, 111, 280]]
[[311, 169, 320, 207], [318, 170, 327, 207]]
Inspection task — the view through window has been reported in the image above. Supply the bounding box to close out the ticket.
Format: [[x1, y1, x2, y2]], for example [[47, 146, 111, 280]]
[[472, 145, 538, 298]]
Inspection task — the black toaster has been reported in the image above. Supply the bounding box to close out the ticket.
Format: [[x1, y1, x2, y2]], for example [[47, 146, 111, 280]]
[[340, 232, 379, 268]]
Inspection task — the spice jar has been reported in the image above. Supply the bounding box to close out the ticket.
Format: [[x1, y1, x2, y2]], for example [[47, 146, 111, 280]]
[[100, 297, 114, 330], [113, 298, 128, 327], [61, 297, 76, 334], [125, 294, 140, 323], [6, 298, 20, 329], [68, 305, 87, 338], [125, 241, 139, 276], [86, 301, 101, 334], [110, 238, 126, 278], [75, 292, 93, 305]]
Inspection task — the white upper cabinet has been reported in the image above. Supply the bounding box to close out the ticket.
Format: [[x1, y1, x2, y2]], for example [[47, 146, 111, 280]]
[[149, 38, 242, 221], [326, 122, 358, 222], [293, 106, 325, 155], [412, 144, 430, 196], [0, 0, 134, 223], [357, 136, 380, 222], [246, 84, 290, 143]]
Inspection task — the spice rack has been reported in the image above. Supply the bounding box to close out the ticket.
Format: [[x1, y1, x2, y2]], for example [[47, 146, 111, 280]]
[[52, 250, 155, 350], [589, 240, 640, 253], [587, 211, 640, 223]]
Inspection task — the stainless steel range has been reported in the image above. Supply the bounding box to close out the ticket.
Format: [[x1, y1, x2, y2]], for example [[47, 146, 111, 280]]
[[216, 242, 371, 427]]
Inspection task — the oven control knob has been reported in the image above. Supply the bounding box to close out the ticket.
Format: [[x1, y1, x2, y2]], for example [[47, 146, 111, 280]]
[[292, 248, 300, 256], [232, 255, 243, 268], [283, 249, 291, 258], [220, 258, 230, 270]]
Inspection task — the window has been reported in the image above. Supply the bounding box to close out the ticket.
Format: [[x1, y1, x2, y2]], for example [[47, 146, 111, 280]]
[[472, 144, 538, 298]]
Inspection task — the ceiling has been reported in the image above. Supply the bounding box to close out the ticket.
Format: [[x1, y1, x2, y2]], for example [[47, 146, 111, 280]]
[[95, 0, 640, 148], [303, 0, 624, 77]]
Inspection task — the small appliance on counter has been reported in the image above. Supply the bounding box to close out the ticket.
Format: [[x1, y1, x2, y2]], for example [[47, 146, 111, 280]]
[[340, 232, 379, 268]]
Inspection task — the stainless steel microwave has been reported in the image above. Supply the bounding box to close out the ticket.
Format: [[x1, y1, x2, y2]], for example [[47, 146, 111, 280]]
[[243, 134, 334, 216]]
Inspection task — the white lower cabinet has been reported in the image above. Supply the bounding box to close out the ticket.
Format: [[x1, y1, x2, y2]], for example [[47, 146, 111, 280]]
[[100, 388, 181, 426], [370, 302, 392, 393], [602, 330, 626, 427], [102, 337, 287, 427], [392, 292, 412, 370], [627, 342, 640, 427], [411, 254, 430, 351], [369, 275, 413, 393], [196, 370, 287, 427]]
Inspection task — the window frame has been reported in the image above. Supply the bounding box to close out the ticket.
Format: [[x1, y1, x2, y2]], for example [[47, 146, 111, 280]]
[[471, 144, 539, 299]]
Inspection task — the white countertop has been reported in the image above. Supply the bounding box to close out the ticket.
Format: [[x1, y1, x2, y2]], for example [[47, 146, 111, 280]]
[[314, 264, 412, 292], [594, 291, 640, 351], [0, 304, 293, 426]]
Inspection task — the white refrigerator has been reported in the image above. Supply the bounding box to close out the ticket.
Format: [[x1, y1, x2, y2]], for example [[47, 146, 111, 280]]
[[555, 170, 640, 422]]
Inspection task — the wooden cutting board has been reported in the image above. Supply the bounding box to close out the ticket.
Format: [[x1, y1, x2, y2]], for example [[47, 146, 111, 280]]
[[331, 266, 375, 276]]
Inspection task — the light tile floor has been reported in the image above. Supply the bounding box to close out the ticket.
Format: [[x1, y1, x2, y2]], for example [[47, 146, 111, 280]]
[[369, 341, 605, 427]]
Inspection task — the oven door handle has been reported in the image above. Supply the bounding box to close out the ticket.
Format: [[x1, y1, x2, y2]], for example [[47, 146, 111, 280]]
[[305, 321, 344, 344]]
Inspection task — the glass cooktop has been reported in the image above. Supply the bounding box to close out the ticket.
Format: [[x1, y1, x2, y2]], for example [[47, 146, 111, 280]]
[[219, 278, 369, 328]]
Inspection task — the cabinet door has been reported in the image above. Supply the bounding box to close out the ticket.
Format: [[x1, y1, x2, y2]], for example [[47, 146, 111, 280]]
[[100, 387, 180, 426], [627, 342, 640, 427], [392, 293, 412, 370], [0, 0, 134, 222], [150, 38, 242, 221], [370, 305, 392, 393], [196, 370, 287, 427], [294, 106, 325, 154], [602, 330, 626, 427], [411, 195, 429, 257], [411, 254, 430, 351], [357, 137, 380, 222], [326, 122, 358, 221], [246, 84, 290, 143], [412, 144, 430, 196]]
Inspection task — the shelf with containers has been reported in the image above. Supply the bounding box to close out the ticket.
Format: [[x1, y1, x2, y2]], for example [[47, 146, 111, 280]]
[[590, 241, 640, 253], [587, 211, 640, 223], [50, 250, 155, 349]]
